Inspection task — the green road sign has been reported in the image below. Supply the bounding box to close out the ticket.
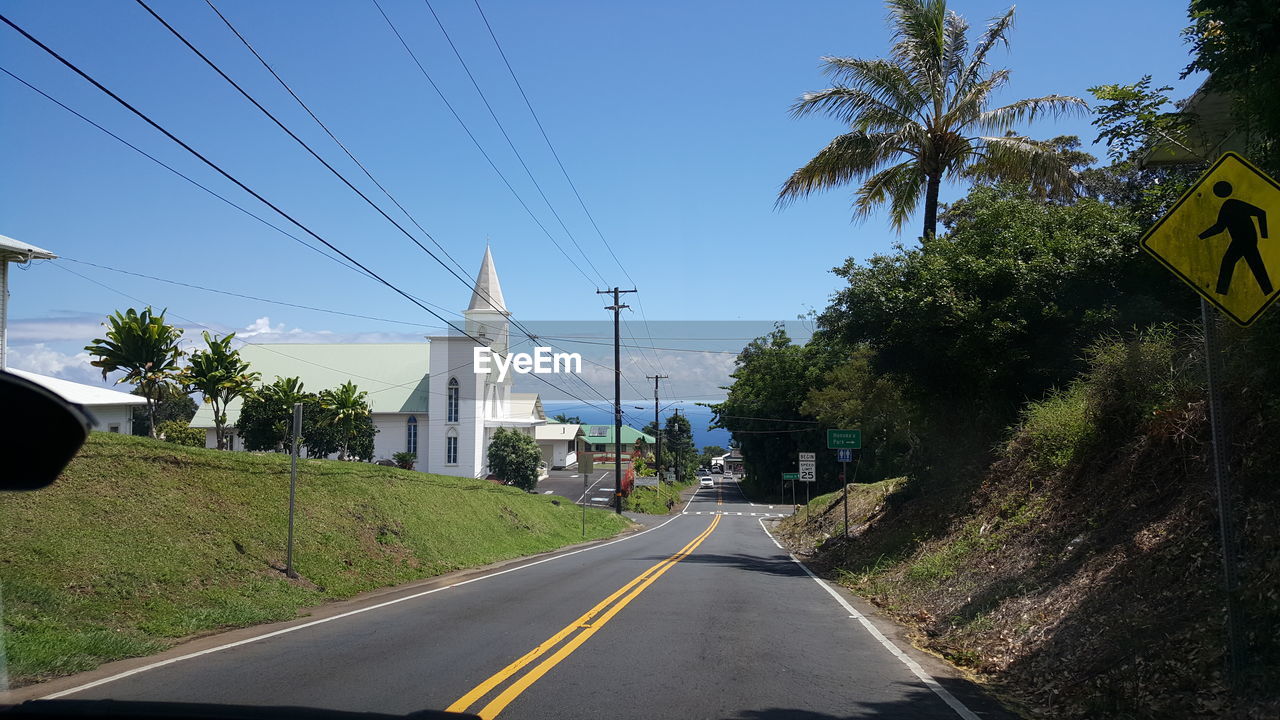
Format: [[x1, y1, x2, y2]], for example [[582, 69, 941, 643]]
[[782, 472, 799, 480], [827, 429, 862, 449]]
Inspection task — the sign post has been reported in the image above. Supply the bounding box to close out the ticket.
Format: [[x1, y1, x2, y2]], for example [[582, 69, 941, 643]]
[[837, 448, 854, 538], [1137, 151, 1280, 687], [782, 472, 799, 513], [285, 402, 301, 579]]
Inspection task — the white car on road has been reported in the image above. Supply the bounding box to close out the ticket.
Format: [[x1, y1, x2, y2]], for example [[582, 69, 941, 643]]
[[699, 475, 715, 488]]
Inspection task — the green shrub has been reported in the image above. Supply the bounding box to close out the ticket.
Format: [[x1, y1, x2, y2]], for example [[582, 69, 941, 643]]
[[392, 452, 416, 470], [1018, 384, 1090, 469], [156, 420, 204, 447]]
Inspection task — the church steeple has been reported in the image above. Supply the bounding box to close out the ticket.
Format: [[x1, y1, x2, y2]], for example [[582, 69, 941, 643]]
[[467, 245, 507, 315], [463, 246, 510, 355]]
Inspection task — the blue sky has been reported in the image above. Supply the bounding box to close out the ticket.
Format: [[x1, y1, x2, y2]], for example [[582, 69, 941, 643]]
[[1, 0, 1202, 395]]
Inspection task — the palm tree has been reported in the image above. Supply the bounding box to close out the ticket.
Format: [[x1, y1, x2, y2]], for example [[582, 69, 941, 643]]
[[183, 332, 259, 450], [778, 0, 1087, 238], [84, 307, 184, 438], [320, 381, 370, 460]]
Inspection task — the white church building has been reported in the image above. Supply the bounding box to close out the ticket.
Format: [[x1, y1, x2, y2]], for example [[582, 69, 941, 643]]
[[190, 248, 552, 478]]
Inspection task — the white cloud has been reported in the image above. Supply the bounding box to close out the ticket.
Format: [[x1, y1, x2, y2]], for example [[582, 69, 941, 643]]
[[7, 314, 106, 343], [6, 343, 123, 387]]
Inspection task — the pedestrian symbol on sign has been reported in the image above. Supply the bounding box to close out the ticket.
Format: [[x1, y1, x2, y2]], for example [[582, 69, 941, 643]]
[[1198, 181, 1271, 296]]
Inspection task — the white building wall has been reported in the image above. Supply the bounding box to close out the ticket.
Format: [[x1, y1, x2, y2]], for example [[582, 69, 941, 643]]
[[373, 413, 427, 465], [426, 336, 489, 478], [89, 405, 135, 435]]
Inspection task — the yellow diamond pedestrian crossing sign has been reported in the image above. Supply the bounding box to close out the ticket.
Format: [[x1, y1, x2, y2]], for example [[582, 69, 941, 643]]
[[1141, 152, 1280, 326]]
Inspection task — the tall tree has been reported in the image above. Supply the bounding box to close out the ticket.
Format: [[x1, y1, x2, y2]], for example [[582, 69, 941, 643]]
[[236, 376, 306, 452], [778, 0, 1085, 238], [320, 381, 371, 461], [183, 332, 259, 450], [84, 307, 184, 438], [130, 383, 197, 437]]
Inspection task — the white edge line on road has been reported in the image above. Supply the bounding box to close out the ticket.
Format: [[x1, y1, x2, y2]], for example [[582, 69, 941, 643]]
[[756, 517, 981, 720], [681, 484, 701, 513], [575, 470, 612, 504], [41, 511, 687, 700]]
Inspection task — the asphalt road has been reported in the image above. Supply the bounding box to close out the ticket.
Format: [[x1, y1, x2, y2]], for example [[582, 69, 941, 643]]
[[20, 478, 1014, 720], [537, 468, 615, 508]]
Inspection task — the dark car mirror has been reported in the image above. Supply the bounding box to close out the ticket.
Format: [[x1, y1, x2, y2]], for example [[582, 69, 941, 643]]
[[0, 369, 94, 490]]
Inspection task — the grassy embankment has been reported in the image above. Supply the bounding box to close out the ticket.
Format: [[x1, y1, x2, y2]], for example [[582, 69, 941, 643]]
[[623, 478, 696, 514], [1, 433, 629, 685], [777, 331, 1279, 719]]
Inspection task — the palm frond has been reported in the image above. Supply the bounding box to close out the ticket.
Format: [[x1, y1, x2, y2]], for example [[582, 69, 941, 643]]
[[886, 0, 948, 91], [777, 131, 904, 207], [790, 87, 917, 131], [969, 134, 1081, 201], [957, 6, 1015, 88], [853, 161, 925, 230], [942, 68, 1011, 126], [971, 95, 1088, 133], [820, 57, 929, 122], [940, 10, 969, 91]]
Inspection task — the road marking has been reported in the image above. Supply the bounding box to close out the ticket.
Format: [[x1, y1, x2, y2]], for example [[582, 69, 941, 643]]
[[590, 497, 608, 502], [755, 518, 981, 720], [680, 484, 701, 513], [575, 470, 612, 504], [449, 515, 721, 719], [39, 509, 691, 700]]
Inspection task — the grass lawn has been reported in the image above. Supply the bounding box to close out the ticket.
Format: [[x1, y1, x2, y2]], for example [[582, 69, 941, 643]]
[[623, 479, 695, 514], [0, 433, 628, 685]]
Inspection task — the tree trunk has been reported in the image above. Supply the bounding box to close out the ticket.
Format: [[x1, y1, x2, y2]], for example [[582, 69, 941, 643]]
[[147, 387, 158, 439], [213, 400, 224, 450], [922, 172, 941, 240]]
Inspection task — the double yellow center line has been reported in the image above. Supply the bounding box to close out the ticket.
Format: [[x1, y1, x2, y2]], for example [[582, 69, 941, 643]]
[[447, 514, 721, 719]]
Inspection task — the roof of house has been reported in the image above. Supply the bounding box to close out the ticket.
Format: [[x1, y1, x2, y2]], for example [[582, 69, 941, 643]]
[[581, 424, 655, 446], [7, 368, 147, 407], [191, 343, 430, 428], [0, 234, 56, 262], [508, 392, 545, 421], [535, 423, 581, 441]]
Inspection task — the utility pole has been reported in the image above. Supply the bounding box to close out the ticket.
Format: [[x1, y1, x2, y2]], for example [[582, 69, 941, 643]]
[[648, 374, 668, 508], [597, 287, 636, 514]]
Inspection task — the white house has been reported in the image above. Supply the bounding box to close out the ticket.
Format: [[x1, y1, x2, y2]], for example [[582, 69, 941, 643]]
[[190, 248, 547, 477], [7, 367, 147, 434], [535, 422, 582, 470]]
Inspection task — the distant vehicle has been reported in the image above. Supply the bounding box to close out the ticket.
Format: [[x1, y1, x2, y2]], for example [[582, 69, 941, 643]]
[[699, 476, 715, 488], [711, 465, 723, 474]]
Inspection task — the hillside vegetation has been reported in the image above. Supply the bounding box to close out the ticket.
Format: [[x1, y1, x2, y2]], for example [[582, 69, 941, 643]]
[[776, 329, 1279, 718], [0, 433, 628, 685]]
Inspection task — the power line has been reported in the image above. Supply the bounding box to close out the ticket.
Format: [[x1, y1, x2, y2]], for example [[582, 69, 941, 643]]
[[470, 0, 627, 289], [59, 257, 452, 330], [0, 66, 368, 279], [422, 0, 607, 287], [471, 0, 670, 377], [369, 0, 598, 289], [0, 12, 612, 416], [4, 13, 633, 419], [202, 0, 473, 282], [134, 0, 523, 334]]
